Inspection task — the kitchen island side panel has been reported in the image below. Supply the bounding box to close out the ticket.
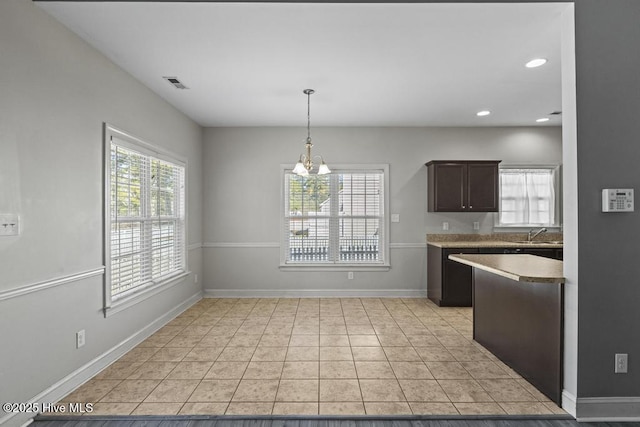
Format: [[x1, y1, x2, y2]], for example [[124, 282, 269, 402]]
[[473, 268, 563, 404]]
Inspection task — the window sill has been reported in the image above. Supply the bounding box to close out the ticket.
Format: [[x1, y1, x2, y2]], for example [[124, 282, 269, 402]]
[[279, 264, 390, 272], [104, 271, 190, 317]]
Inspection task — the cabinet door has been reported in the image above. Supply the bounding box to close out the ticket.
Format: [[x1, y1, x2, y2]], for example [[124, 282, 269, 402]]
[[442, 248, 478, 306], [480, 247, 563, 260], [427, 245, 443, 304], [432, 163, 466, 211], [467, 163, 499, 211], [522, 248, 561, 260]]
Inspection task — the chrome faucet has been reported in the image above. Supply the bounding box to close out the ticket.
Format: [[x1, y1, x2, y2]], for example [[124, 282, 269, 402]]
[[528, 227, 548, 242]]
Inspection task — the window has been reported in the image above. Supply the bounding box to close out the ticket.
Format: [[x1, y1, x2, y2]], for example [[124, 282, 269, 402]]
[[498, 166, 560, 227], [105, 125, 186, 310], [281, 165, 388, 268]]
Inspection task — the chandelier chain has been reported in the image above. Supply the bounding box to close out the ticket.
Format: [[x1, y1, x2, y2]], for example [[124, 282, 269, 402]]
[[307, 91, 310, 140], [304, 88, 314, 141]]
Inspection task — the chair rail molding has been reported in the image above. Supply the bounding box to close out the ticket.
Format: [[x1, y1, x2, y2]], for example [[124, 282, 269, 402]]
[[0, 267, 105, 302]]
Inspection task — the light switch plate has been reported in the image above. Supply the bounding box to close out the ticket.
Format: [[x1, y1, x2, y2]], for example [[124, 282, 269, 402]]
[[391, 214, 400, 223]]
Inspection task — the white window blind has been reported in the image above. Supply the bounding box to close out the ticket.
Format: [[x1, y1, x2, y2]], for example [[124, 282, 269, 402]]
[[283, 169, 386, 265], [498, 168, 557, 226], [108, 137, 186, 301]]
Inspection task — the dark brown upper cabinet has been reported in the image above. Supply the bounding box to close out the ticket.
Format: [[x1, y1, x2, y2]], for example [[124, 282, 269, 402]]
[[426, 160, 501, 212]]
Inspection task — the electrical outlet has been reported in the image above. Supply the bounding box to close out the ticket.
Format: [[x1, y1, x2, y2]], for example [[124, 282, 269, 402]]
[[615, 353, 628, 373], [442, 222, 449, 231], [76, 330, 86, 349], [391, 214, 400, 223], [348, 272, 354, 280], [473, 221, 480, 230], [0, 214, 20, 236], [194, 274, 198, 284]]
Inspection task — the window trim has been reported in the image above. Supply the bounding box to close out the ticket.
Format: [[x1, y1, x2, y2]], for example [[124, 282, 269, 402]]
[[103, 124, 188, 316], [279, 163, 390, 271], [494, 164, 562, 229]]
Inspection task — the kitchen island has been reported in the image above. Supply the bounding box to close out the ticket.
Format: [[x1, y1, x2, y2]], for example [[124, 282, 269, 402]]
[[448, 253, 564, 405]]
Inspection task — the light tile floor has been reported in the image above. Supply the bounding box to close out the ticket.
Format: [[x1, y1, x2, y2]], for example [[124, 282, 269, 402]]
[[56, 298, 567, 416]]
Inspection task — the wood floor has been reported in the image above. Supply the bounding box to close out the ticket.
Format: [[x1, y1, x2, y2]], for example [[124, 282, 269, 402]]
[[31, 414, 637, 427]]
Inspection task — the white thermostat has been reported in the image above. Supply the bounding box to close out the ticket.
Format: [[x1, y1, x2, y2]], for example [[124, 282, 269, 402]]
[[602, 189, 634, 212]]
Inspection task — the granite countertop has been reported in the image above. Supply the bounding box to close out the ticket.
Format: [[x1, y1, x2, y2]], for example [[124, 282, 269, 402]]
[[448, 254, 565, 284], [426, 233, 563, 248], [427, 240, 563, 248]]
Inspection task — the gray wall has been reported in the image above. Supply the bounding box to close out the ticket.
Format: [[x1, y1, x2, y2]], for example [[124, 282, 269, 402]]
[[574, 0, 640, 401], [0, 0, 203, 413], [202, 126, 561, 295]]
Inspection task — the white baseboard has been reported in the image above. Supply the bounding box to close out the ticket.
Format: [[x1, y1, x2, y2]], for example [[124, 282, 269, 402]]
[[576, 396, 640, 421], [0, 291, 203, 427], [203, 288, 427, 298], [561, 389, 577, 417]]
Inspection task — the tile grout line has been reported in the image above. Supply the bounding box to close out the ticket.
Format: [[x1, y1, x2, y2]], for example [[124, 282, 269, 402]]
[[182, 303, 227, 416], [170, 311, 212, 417], [395, 299, 420, 415], [227, 299, 264, 415]]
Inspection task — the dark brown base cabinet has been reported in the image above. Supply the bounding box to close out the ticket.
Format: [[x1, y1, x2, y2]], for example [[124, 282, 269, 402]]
[[478, 247, 563, 260], [427, 245, 478, 307], [428, 245, 563, 307]]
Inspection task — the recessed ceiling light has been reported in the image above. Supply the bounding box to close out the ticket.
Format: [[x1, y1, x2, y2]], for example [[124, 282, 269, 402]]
[[477, 110, 491, 117], [526, 58, 547, 68], [536, 118, 550, 123]]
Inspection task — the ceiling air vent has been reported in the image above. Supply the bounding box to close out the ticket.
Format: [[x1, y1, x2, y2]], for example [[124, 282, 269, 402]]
[[163, 76, 188, 90]]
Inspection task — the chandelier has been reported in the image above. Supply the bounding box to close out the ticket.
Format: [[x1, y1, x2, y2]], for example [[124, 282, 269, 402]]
[[292, 89, 330, 176]]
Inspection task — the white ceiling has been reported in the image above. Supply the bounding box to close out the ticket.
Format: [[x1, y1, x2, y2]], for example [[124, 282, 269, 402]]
[[37, 2, 567, 127]]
